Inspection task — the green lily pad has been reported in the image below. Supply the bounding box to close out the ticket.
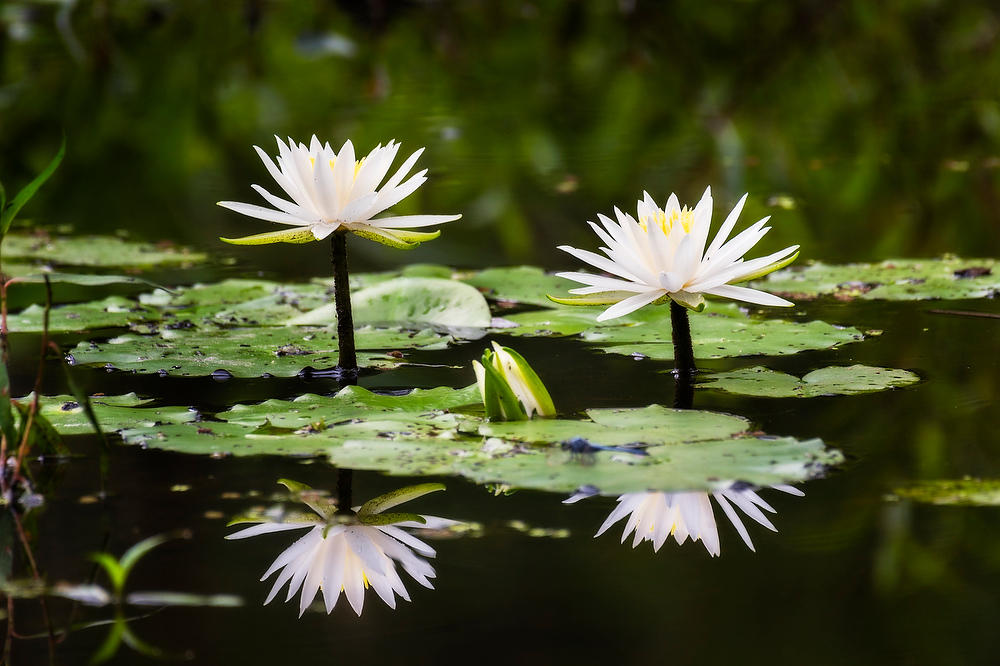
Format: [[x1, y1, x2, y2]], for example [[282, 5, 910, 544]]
[[44, 386, 842, 494], [8, 296, 160, 333], [3, 233, 208, 268], [460, 266, 576, 306], [480, 405, 749, 446], [757, 257, 999, 301], [699, 365, 920, 398], [65, 326, 449, 377], [891, 479, 1000, 506], [289, 277, 492, 328], [35, 393, 196, 433], [577, 308, 862, 360]]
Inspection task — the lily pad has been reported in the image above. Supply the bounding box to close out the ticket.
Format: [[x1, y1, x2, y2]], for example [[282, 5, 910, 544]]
[[65, 326, 449, 377], [9, 296, 160, 333], [289, 277, 492, 328], [3, 233, 208, 268], [44, 386, 842, 495], [757, 257, 1000, 301], [577, 308, 862, 360], [35, 394, 196, 433], [699, 365, 920, 398], [891, 479, 1000, 506], [460, 266, 576, 306]]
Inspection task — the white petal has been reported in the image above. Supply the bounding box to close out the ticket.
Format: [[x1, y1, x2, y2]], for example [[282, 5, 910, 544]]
[[217, 201, 309, 226], [703, 284, 793, 307], [705, 193, 748, 259], [369, 213, 461, 229], [596, 289, 665, 321]]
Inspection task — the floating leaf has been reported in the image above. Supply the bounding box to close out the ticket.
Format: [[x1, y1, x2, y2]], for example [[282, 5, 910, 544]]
[[8, 296, 160, 333], [460, 265, 576, 306], [699, 365, 920, 398], [577, 307, 862, 360], [10, 273, 165, 288], [290, 277, 492, 327], [891, 479, 1000, 506], [65, 326, 449, 377], [757, 257, 1000, 301], [3, 233, 208, 268], [36, 393, 196, 433], [42, 387, 841, 494]]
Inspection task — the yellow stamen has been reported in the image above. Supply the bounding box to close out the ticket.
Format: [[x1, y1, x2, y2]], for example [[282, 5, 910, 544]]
[[640, 206, 694, 235], [306, 156, 365, 179]]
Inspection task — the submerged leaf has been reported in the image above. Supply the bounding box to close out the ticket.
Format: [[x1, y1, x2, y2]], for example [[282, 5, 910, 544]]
[[3, 233, 207, 268], [892, 479, 1000, 506]]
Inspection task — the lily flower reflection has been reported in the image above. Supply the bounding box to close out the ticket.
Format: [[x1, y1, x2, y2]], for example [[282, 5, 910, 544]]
[[569, 484, 803, 556], [227, 480, 452, 616]]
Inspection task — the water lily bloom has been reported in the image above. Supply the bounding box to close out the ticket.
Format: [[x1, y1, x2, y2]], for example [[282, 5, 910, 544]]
[[227, 517, 440, 617], [218, 136, 461, 249], [553, 188, 799, 321], [585, 484, 803, 556], [473, 342, 556, 420]]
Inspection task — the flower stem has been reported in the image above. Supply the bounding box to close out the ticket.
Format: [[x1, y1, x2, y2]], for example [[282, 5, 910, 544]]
[[331, 231, 358, 378], [670, 300, 696, 376], [336, 468, 353, 515]]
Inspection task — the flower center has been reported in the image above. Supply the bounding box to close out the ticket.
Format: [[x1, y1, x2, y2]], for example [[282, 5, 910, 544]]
[[308, 156, 365, 178], [641, 206, 694, 235]]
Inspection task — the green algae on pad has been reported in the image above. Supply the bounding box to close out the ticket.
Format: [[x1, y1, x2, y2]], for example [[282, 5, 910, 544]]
[[699, 365, 920, 398], [3, 233, 208, 268], [757, 257, 999, 301], [66, 325, 449, 377], [40, 386, 843, 494], [891, 479, 1000, 506]]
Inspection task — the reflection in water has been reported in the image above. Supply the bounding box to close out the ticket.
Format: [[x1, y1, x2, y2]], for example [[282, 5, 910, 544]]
[[227, 478, 454, 616], [574, 484, 803, 556], [228, 520, 439, 616]]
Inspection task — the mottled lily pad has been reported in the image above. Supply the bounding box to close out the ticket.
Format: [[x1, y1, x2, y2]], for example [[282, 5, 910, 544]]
[[41, 386, 842, 495], [9, 296, 160, 333], [290, 277, 492, 327], [577, 308, 862, 360], [757, 257, 999, 301], [891, 479, 1000, 506], [36, 393, 196, 432], [460, 266, 575, 306], [4, 233, 208, 268], [65, 326, 449, 377], [699, 365, 920, 398]]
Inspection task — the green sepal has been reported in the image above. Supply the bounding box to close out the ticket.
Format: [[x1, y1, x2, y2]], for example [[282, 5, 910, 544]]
[[736, 250, 800, 283], [359, 482, 445, 516], [493, 344, 556, 417], [477, 353, 527, 421], [219, 228, 316, 245], [357, 512, 426, 526], [0, 136, 65, 239], [277, 478, 314, 494], [546, 291, 634, 306], [348, 226, 440, 249], [277, 478, 334, 517], [669, 292, 707, 312]]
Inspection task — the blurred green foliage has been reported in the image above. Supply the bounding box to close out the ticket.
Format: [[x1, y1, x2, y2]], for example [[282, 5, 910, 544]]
[[1, 0, 999, 274]]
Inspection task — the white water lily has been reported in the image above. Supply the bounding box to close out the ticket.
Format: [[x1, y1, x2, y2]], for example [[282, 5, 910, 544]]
[[553, 188, 799, 320], [227, 517, 443, 617], [588, 484, 803, 556], [473, 341, 556, 420], [218, 136, 461, 248]]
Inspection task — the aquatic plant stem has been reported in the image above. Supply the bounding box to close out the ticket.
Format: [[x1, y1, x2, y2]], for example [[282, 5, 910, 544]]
[[336, 469, 353, 516], [670, 300, 696, 376], [331, 231, 358, 378]]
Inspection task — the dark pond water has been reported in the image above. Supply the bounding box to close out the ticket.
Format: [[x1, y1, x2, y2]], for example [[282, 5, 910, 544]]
[[3, 2, 1000, 665]]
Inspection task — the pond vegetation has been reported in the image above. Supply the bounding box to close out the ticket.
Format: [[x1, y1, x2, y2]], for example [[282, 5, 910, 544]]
[[1, 3, 999, 665]]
